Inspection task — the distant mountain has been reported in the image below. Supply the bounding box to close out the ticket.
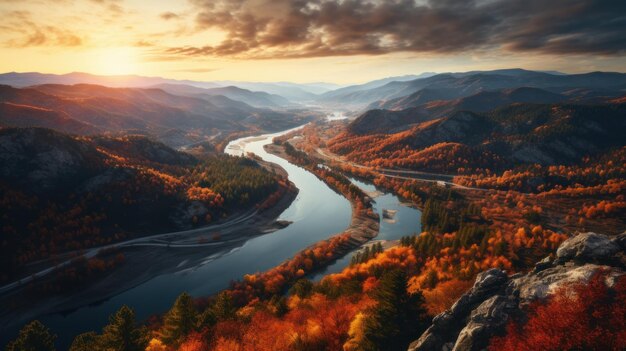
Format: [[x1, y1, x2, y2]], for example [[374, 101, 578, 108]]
[[0, 102, 99, 135], [152, 83, 292, 108], [201, 86, 292, 108], [0, 72, 335, 103], [371, 87, 567, 113], [350, 86, 617, 135], [320, 69, 626, 109], [318, 73, 436, 103], [0, 84, 304, 147], [216, 81, 322, 101], [0, 71, 221, 89]]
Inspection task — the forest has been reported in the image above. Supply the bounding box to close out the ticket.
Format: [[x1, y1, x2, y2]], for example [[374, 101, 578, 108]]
[[4, 101, 626, 350], [0, 128, 289, 286]]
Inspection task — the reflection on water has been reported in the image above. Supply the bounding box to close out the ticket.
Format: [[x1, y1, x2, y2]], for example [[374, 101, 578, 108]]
[[309, 177, 422, 281]]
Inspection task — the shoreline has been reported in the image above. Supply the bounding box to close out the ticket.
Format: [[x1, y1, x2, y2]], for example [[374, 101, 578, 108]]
[[264, 143, 380, 261], [0, 169, 299, 335]]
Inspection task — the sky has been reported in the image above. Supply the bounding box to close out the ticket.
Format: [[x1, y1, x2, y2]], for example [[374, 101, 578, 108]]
[[0, 0, 624, 84]]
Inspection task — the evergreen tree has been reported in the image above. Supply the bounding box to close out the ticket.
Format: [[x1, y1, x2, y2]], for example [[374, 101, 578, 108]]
[[100, 305, 147, 351], [159, 292, 197, 345], [211, 291, 236, 321], [69, 332, 100, 351], [358, 270, 428, 350], [289, 278, 313, 298], [5, 320, 56, 351]]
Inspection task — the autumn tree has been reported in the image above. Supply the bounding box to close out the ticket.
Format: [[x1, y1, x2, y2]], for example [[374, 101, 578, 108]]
[[489, 272, 626, 351], [5, 320, 56, 351]]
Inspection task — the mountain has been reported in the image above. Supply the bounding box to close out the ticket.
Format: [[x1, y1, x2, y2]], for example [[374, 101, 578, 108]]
[[372, 87, 567, 112], [152, 83, 292, 108], [0, 84, 304, 147], [318, 73, 436, 103], [0, 102, 99, 135], [347, 108, 432, 135], [215, 81, 321, 101], [0, 71, 221, 89], [0, 72, 336, 103], [409, 232, 626, 351], [351, 87, 567, 134], [320, 70, 626, 109], [336, 101, 626, 166]]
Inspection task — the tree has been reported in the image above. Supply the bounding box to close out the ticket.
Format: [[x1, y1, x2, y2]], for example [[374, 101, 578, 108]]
[[349, 270, 428, 350], [212, 291, 236, 321], [5, 320, 56, 351], [160, 292, 198, 345], [489, 272, 626, 351], [289, 278, 313, 298], [69, 332, 100, 351], [99, 305, 148, 351]]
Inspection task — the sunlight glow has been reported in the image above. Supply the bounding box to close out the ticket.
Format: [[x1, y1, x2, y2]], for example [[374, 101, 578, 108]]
[[92, 47, 139, 76]]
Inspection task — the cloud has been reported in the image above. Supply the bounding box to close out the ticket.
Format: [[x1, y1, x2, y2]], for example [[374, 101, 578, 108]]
[[133, 40, 154, 47], [162, 0, 626, 59], [1, 11, 83, 48], [171, 67, 218, 73], [160, 11, 180, 20]]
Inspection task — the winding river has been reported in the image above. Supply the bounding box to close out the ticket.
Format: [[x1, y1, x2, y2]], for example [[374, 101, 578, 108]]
[[10, 125, 420, 348]]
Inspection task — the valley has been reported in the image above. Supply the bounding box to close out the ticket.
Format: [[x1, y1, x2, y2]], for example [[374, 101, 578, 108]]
[[1, 67, 625, 351]]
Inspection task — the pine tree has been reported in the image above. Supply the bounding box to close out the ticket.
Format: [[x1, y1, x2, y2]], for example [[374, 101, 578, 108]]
[[211, 291, 236, 321], [358, 270, 428, 350], [159, 292, 197, 345], [69, 332, 100, 351], [100, 305, 147, 351], [6, 320, 56, 351]]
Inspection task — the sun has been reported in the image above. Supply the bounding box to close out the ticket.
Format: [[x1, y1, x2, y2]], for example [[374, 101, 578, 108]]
[[92, 47, 139, 76]]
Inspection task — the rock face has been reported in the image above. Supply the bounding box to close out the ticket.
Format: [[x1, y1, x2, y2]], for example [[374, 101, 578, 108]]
[[408, 232, 626, 351]]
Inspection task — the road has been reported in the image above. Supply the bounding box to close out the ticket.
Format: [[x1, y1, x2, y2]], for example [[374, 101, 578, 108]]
[[314, 147, 488, 191]]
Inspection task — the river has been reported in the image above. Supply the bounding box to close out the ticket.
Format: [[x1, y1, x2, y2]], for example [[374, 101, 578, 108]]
[[7, 126, 420, 348]]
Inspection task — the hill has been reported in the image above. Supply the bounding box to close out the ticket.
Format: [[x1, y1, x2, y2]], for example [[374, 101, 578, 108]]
[[0, 102, 99, 135], [332, 101, 626, 171], [0, 127, 288, 285]]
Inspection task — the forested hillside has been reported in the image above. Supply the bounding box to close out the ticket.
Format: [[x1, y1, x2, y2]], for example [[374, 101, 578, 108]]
[[0, 127, 288, 285]]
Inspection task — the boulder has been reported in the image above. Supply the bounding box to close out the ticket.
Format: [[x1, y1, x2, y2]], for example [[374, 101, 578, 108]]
[[452, 295, 516, 351], [555, 232, 619, 263], [408, 232, 625, 351]]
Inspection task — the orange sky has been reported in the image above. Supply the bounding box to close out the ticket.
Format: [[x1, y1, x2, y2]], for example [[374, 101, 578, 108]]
[[1, 0, 624, 84]]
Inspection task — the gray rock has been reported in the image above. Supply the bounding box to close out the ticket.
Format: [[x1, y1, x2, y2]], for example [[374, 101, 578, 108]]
[[612, 232, 626, 250], [452, 295, 516, 351], [407, 232, 625, 351], [533, 256, 553, 273], [408, 269, 509, 351], [556, 232, 620, 263]]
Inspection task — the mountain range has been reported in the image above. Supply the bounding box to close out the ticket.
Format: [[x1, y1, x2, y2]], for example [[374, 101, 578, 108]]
[[0, 84, 310, 147]]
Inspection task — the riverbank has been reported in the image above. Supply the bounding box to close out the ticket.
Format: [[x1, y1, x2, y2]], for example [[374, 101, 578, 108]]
[[266, 143, 379, 245], [0, 175, 298, 339]]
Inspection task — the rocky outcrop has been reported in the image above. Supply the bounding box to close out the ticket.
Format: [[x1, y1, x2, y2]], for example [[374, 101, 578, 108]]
[[408, 232, 626, 351]]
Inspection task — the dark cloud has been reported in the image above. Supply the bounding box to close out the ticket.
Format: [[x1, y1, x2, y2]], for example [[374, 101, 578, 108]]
[[163, 0, 626, 59]]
